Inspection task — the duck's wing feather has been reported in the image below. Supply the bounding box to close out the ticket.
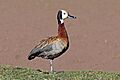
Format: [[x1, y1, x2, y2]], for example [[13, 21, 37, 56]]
[[28, 36, 62, 60]]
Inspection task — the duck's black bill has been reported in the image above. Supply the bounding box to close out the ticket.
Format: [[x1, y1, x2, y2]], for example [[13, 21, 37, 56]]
[[68, 14, 76, 19]]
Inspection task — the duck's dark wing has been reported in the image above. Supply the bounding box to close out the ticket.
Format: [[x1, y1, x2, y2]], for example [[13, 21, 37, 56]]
[[28, 37, 54, 60], [28, 36, 67, 60], [28, 40, 46, 60]]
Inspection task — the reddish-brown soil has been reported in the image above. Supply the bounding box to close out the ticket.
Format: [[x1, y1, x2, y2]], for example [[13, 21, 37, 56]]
[[0, 0, 120, 72]]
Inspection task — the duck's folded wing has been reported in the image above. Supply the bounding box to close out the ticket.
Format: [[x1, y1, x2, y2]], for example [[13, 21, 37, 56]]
[[28, 37, 66, 60], [28, 38, 49, 60], [28, 37, 58, 60]]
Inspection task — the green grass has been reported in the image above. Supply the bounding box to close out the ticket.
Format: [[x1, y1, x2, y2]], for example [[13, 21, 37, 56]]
[[0, 65, 120, 80]]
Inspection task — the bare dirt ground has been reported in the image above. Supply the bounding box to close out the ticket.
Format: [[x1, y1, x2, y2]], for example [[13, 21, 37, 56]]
[[0, 0, 120, 72]]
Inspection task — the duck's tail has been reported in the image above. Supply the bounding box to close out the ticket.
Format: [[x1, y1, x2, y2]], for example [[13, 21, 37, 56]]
[[28, 47, 42, 60]]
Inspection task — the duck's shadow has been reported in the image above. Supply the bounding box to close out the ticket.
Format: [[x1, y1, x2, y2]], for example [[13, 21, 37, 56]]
[[36, 69, 64, 74]]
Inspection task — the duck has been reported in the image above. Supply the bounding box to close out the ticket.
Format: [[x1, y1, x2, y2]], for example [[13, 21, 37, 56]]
[[28, 10, 76, 72]]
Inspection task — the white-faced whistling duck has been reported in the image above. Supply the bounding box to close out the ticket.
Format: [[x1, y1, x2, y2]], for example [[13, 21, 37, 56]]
[[28, 10, 76, 72]]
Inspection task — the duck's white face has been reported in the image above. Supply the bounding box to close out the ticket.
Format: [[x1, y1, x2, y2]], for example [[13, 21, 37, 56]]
[[61, 10, 69, 20], [57, 10, 76, 24]]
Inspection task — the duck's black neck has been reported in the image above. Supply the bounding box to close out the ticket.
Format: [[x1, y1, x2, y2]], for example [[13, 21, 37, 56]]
[[57, 10, 62, 24], [57, 19, 61, 24], [57, 18, 64, 24]]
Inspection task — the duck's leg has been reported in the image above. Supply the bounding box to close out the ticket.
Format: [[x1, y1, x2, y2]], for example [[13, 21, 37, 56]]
[[49, 59, 54, 72]]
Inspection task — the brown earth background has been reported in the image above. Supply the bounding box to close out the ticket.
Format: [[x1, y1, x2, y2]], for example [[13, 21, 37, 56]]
[[0, 0, 120, 72]]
